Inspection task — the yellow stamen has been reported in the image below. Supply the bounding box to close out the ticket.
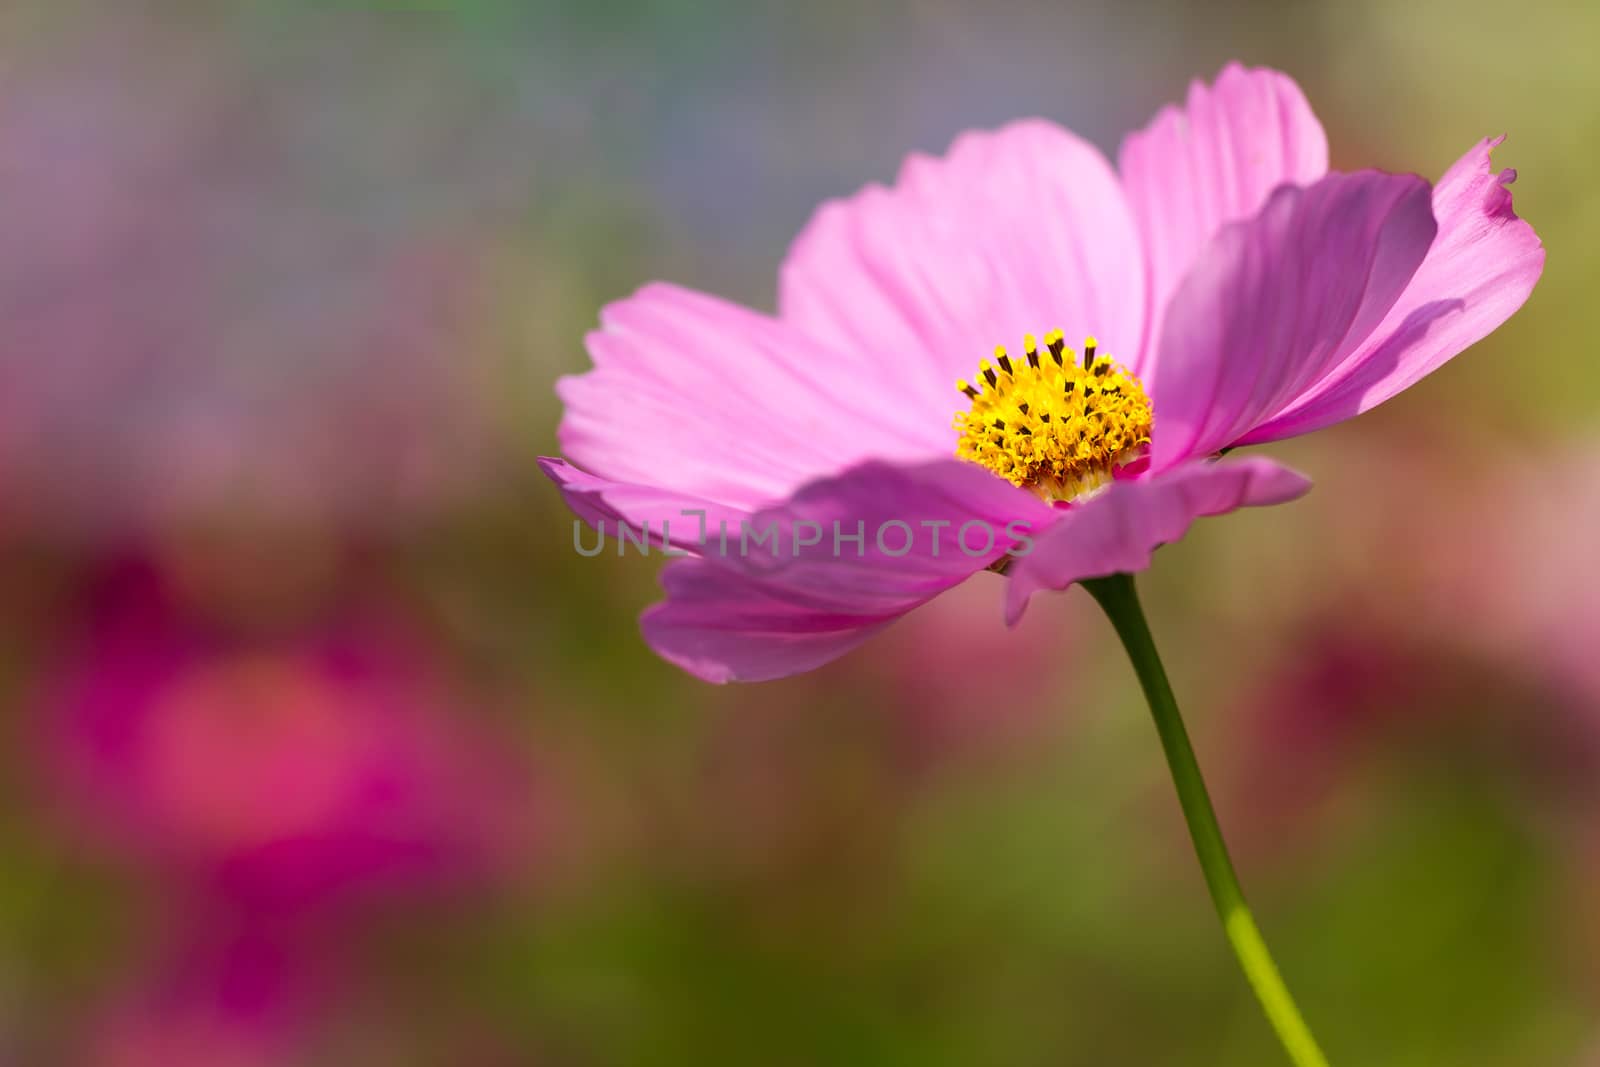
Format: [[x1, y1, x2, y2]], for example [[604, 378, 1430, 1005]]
[[953, 332, 1153, 504]]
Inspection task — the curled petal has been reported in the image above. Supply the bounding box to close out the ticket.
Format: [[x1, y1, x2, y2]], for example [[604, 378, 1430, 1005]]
[[1238, 137, 1546, 444], [1149, 171, 1437, 469]]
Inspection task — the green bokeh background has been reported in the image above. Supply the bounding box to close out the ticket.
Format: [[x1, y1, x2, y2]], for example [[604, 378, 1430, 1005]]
[[0, 1, 1596, 1063]]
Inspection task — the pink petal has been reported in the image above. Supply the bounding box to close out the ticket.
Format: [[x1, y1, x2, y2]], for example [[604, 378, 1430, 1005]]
[[1238, 137, 1546, 444], [538, 457, 748, 553], [558, 283, 949, 514], [779, 120, 1147, 414], [1119, 63, 1329, 372], [1003, 457, 1312, 625], [641, 458, 1050, 682], [641, 562, 902, 684], [1148, 171, 1437, 470]]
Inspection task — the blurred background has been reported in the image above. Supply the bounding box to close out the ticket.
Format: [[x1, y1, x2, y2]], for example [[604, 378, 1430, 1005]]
[[0, 1, 1593, 1064]]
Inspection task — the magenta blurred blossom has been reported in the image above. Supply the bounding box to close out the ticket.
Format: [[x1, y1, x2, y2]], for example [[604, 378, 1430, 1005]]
[[1228, 620, 1600, 862], [36, 557, 540, 913], [1225, 625, 1448, 849], [542, 62, 1543, 682]]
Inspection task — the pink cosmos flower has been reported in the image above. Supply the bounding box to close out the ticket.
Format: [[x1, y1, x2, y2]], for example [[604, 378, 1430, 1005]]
[[35, 557, 539, 914], [1222, 621, 1593, 859], [542, 63, 1543, 683]]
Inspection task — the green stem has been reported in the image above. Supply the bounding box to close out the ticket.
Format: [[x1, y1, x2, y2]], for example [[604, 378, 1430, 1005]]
[[1083, 572, 1329, 1067]]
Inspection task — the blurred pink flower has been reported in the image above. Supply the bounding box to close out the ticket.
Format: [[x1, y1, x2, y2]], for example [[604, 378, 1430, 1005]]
[[1222, 615, 1600, 866], [1225, 625, 1451, 847], [542, 62, 1543, 682], [35, 557, 540, 914]]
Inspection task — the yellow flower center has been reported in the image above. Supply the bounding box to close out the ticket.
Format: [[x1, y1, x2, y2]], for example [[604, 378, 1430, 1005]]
[[953, 331, 1153, 503]]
